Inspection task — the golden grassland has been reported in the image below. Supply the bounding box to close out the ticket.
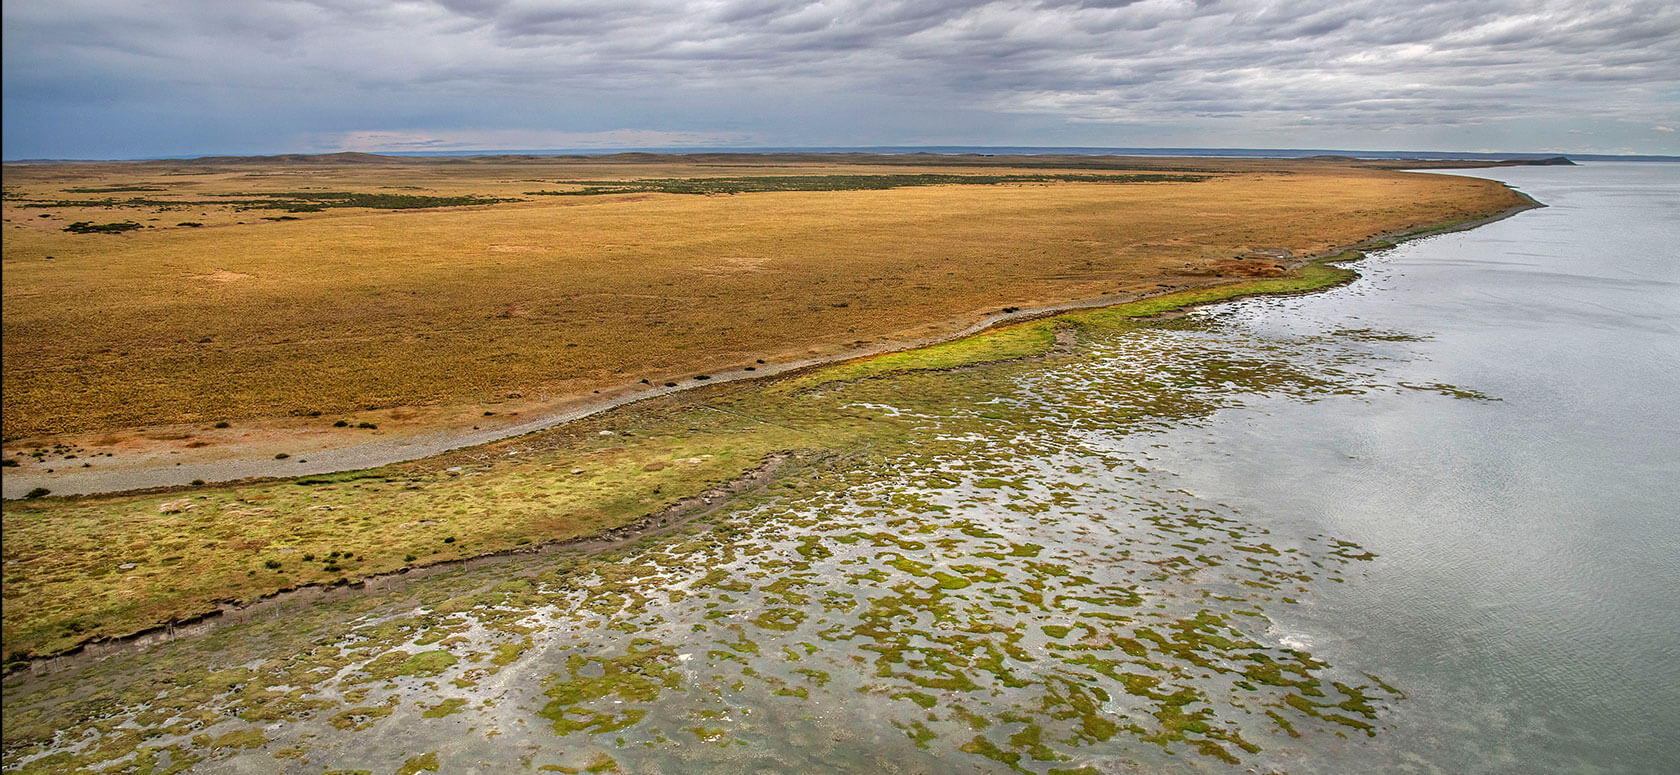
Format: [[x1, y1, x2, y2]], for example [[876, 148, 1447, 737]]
[[2, 154, 1523, 442], [0, 256, 1368, 663]]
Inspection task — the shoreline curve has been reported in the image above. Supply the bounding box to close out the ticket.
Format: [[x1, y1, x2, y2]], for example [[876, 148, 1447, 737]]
[[0, 194, 1541, 501]]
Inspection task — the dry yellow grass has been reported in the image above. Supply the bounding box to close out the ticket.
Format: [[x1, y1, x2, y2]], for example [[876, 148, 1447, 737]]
[[1, 155, 1524, 441]]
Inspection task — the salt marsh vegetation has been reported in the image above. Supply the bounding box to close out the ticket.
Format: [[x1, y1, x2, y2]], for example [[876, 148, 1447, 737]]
[[2, 271, 1501, 772]]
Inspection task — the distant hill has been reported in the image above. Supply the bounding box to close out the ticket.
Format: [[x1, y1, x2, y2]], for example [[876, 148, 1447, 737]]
[[146, 151, 402, 166], [1496, 156, 1576, 166]]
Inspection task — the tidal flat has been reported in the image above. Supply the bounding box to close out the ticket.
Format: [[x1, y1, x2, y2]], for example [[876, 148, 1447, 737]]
[[0, 245, 1510, 772]]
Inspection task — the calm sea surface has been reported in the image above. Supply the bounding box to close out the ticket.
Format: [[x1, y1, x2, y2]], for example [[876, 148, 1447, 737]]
[[1135, 162, 1680, 772]]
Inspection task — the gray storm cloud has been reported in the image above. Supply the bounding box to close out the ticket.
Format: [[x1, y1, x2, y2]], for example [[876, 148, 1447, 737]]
[[4, 0, 1677, 157]]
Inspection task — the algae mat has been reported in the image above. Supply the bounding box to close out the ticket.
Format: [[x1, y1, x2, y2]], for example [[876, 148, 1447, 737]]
[[0, 281, 1485, 773]]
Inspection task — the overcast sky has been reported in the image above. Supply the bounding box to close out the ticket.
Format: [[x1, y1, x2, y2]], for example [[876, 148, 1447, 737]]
[[4, 0, 1678, 159]]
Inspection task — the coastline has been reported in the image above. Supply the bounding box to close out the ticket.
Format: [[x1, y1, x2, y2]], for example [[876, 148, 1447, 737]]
[[0, 191, 1543, 671], [0, 195, 1542, 501]]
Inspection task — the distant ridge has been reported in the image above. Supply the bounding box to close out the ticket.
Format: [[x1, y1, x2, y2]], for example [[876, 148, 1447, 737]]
[[160, 151, 402, 165], [1497, 156, 1576, 166]]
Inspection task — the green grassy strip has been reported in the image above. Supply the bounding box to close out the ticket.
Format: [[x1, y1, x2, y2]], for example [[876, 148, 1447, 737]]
[[20, 192, 516, 211], [524, 173, 1210, 196], [800, 256, 1358, 386]]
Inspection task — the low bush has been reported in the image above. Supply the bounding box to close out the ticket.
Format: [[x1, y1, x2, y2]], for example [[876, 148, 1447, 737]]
[[62, 221, 141, 235]]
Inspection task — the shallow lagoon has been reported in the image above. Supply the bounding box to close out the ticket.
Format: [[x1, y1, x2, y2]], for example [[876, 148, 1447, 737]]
[[4, 163, 1674, 773]]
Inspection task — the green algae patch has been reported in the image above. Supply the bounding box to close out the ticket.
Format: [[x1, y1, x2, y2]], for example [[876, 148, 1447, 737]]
[[420, 698, 468, 718], [751, 607, 807, 631], [364, 650, 458, 681], [539, 644, 680, 736], [585, 753, 625, 773], [209, 728, 267, 751], [491, 639, 532, 667], [329, 699, 398, 731], [961, 735, 1028, 772], [396, 752, 439, 774], [894, 691, 939, 709], [1008, 723, 1061, 761], [901, 720, 938, 749]]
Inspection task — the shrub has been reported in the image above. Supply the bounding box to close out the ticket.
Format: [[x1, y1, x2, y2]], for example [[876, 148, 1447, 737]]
[[263, 559, 282, 570], [213, 421, 230, 428], [62, 221, 141, 234], [64, 185, 164, 193], [356, 422, 378, 429], [332, 420, 349, 427], [25, 487, 50, 498]]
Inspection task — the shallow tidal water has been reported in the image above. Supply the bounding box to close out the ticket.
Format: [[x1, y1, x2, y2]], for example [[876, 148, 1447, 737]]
[[1124, 163, 1680, 773], [4, 163, 1675, 774]]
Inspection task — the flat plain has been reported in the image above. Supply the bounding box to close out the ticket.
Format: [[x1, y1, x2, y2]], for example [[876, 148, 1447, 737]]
[[3, 154, 1518, 446]]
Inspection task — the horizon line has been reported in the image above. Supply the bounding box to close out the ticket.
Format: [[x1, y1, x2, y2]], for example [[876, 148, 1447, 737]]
[[6, 144, 1678, 164]]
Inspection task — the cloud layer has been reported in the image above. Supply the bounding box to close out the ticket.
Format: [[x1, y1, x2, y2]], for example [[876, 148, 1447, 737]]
[[5, 0, 1678, 157]]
